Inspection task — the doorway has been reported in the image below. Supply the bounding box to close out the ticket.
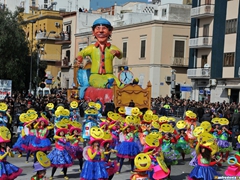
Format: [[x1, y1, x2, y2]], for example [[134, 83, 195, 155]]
[[230, 89, 239, 103]]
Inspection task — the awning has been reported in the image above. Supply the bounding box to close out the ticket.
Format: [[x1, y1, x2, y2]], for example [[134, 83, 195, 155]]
[[219, 86, 240, 89]]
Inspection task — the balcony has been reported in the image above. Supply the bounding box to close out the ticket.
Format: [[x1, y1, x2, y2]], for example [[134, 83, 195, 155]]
[[187, 68, 210, 79], [55, 32, 71, 44], [36, 32, 61, 40], [170, 57, 188, 67], [189, 37, 212, 49], [191, 5, 214, 19]]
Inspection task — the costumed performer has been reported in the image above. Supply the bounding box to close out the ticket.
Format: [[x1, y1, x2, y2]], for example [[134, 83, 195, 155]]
[[188, 134, 221, 180], [0, 126, 23, 179], [31, 151, 51, 180], [76, 17, 123, 88], [48, 128, 73, 180], [116, 124, 140, 174], [12, 121, 26, 158], [81, 126, 108, 180], [0, 102, 8, 127]]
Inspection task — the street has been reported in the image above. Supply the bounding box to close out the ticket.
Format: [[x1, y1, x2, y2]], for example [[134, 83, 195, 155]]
[[10, 150, 231, 180]]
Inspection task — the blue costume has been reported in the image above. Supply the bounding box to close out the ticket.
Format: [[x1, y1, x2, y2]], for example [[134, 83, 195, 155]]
[[0, 150, 23, 179], [48, 138, 73, 167], [0, 116, 7, 127]]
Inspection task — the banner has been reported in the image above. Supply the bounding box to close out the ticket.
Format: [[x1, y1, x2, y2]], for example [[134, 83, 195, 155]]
[[0, 79, 12, 100]]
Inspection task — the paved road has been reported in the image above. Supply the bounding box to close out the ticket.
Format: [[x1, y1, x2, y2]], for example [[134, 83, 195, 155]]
[[10, 149, 232, 180]]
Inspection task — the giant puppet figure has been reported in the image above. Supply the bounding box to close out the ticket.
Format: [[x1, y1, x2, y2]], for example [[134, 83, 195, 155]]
[[77, 18, 123, 89]]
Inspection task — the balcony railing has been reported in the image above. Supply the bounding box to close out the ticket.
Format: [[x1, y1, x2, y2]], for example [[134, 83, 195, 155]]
[[191, 5, 214, 18], [189, 37, 212, 48], [55, 32, 71, 44], [187, 68, 210, 78], [171, 57, 188, 66], [36, 32, 62, 40]]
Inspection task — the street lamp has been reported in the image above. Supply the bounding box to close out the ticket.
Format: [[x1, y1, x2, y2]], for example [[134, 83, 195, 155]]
[[29, 19, 37, 95], [35, 31, 56, 95]]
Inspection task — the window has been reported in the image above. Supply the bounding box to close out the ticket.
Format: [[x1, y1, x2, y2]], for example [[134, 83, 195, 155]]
[[226, 19, 237, 34], [140, 39, 146, 58], [174, 41, 185, 58], [162, 9, 167, 17], [224, 53, 235, 66], [66, 50, 70, 62], [203, 24, 210, 37], [201, 55, 208, 68], [44, 0, 48, 3], [122, 42, 127, 58], [154, 10, 158, 16], [32, 0, 36, 6], [205, 0, 211, 5], [44, 4, 48, 8]]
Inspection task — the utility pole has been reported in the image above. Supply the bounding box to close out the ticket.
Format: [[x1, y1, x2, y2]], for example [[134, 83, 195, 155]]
[[29, 19, 36, 94], [171, 69, 176, 97]]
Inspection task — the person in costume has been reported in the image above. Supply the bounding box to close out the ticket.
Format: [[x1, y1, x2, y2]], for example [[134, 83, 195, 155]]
[[22, 120, 37, 163], [48, 128, 73, 180], [70, 101, 80, 122], [116, 124, 140, 174], [29, 117, 54, 162], [210, 122, 221, 141], [0, 111, 8, 127], [130, 153, 152, 180], [217, 125, 232, 161], [66, 125, 83, 172], [76, 17, 123, 88], [101, 132, 119, 180], [188, 137, 221, 180], [185, 111, 197, 148], [225, 135, 240, 176], [12, 123, 26, 158], [175, 120, 191, 161], [31, 151, 51, 180], [0, 126, 23, 179], [81, 126, 108, 180]]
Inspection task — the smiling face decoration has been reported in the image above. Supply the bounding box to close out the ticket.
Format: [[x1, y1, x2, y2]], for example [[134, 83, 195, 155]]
[[36, 151, 51, 167], [134, 153, 151, 171], [90, 126, 104, 139]]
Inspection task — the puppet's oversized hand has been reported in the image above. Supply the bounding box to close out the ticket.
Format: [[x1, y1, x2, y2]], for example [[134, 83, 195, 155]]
[[110, 50, 120, 57], [76, 56, 83, 67]]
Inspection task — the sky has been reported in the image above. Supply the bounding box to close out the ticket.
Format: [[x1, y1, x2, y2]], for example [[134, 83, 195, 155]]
[[90, 0, 149, 10]]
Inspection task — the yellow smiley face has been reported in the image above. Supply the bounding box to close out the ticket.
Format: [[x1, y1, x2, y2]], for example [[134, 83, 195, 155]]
[[134, 153, 151, 171], [125, 116, 135, 125], [109, 113, 121, 121], [0, 103, 7, 111], [134, 116, 141, 125], [151, 121, 160, 129], [193, 126, 205, 137], [131, 107, 140, 116], [70, 101, 78, 109], [19, 113, 29, 123], [200, 121, 212, 132], [143, 114, 152, 123], [88, 102, 96, 108], [176, 120, 187, 130], [57, 106, 64, 111], [90, 127, 104, 139], [95, 103, 101, 110], [185, 110, 193, 117], [145, 110, 153, 115], [160, 124, 173, 133], [103, 131, 112, 141], [167, 117, 176, 122], [61, 118, 70, 125], [159, 116, 168, 123], [0, 126, 11, 140], [238, 135, 240, 143], [189, 112, 197, 119], [28, 112, 38, 121], [46, 103, 54, 110], [219, 118, 229, 125], [71, 121, 82, 129], [149, 132, 162, 139], [54, 110, 62, 117], [107, 111, 113, 117], [55, 121, 68, 129], [152, 115, 159, 121], [62, 109, 70, 116], [145, 134, 160, 147], [36, 151, 51, 167], [198, 132, 214, 144], [211, 117, 220, 124], [118, 107, 126, 114]]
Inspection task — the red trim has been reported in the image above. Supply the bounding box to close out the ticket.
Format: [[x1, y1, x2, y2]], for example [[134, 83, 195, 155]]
[[51, 163, 73, 168]]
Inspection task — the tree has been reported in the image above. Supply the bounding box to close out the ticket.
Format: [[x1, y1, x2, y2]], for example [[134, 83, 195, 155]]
[[0, 8, 32, 91]]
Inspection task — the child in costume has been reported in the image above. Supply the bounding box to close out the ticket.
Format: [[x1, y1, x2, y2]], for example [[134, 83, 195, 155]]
[[12, 122, 26, 158], [210, 122, 221, 141], [31, 151, 51, 180], [185, 111, 197, 148], [0, 103, 8, 127], [81, 127, 108, 180], [217, 125, 232, 161], [116, 124, 140, 174], [48, 128, 73, 180], [0, 126, 23, 179], [66, 125, 83, 172], [225, 135, 240, 176], [29, 117, 54, 160], [188, 137, 221, 180], [130, 153, 152, 180], [175, 121, 191, 161]]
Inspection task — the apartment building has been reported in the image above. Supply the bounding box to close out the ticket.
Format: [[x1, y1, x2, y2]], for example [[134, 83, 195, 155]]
[[188, 0, 240, 103]]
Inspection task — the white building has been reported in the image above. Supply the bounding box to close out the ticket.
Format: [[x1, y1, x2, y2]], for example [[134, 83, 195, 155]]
[[1, 0, 90, 13]]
